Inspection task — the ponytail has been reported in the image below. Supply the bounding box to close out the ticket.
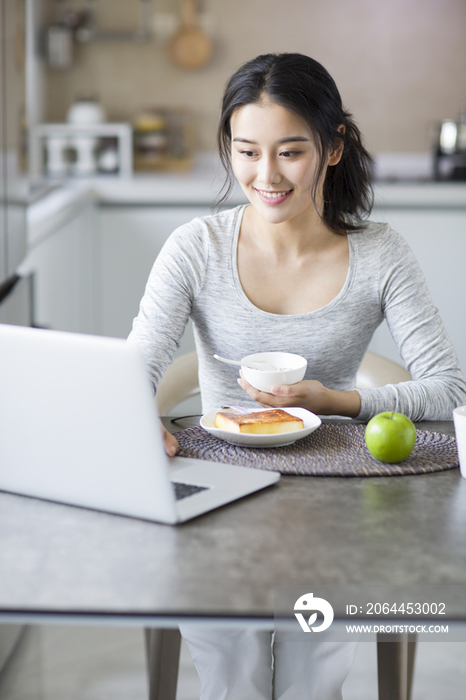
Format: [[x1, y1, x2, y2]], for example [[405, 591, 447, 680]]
[[323, 111, 374, 232]]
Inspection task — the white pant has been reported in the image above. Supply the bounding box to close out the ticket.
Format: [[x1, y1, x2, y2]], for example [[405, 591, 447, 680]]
[[180, 626, 357, 700]]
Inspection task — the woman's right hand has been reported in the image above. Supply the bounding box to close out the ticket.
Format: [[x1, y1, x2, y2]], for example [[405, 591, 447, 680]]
[[161, 421, 179, 456]]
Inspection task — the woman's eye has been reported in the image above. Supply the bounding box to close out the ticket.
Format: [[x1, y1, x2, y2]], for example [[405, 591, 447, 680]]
[[240, 150, 257, 157], [280, 151, 300, 157]]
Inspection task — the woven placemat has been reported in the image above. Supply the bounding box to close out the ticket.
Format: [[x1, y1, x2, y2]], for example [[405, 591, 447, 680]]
[[176, 423, 458, 477]]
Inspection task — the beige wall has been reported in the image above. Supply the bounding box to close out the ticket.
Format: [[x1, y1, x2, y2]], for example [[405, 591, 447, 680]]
[[44, 0, 466, 154]]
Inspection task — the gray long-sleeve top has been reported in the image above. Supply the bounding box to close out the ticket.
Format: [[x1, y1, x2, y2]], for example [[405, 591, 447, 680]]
[[128, 205, 466, 420]]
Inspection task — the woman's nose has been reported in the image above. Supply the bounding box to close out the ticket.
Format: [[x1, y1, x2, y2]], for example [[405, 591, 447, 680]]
[[257, 155, 281, 186]]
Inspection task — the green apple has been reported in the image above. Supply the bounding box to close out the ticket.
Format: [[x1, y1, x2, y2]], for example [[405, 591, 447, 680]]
[[365, 411, 416, 463]]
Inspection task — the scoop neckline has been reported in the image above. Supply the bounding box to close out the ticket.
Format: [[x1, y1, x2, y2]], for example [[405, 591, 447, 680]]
[[230, 204, 356, 319]]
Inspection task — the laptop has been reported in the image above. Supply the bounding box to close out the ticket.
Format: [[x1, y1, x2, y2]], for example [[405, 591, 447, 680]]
[[0, 324, 279, 524]]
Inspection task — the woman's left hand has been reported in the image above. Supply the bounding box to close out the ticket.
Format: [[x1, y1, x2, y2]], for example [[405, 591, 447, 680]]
[[237, 373, 326, 412], [237, 372, 361, 418]]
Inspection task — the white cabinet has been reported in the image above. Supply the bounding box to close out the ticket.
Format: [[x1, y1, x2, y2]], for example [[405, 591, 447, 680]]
[[97, 205, 211, 355], [369, 206, 466, 374], [22, 199, 96, 334]]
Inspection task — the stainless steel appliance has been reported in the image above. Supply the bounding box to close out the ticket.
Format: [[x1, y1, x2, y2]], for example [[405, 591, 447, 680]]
[[433, 118, 466, 181], [0, 0, 33, 326]]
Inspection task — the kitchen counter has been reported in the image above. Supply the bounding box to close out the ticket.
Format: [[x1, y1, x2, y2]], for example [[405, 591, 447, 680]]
[[27, 153, 243, 233], [26, 184, 98, 246], [373, 180, 466, 210], [27, 152, 466, 243]]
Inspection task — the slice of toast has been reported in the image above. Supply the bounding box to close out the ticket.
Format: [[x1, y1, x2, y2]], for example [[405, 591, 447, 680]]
[[214, 409, 304, 434]]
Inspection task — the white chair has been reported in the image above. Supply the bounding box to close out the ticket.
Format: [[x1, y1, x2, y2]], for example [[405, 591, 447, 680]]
[[145, 350, 414, 700], [356, 351, 412, 389], [155, 351, 200, 416]]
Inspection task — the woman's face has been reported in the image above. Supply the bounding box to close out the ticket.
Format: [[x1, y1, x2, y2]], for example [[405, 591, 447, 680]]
[[230, 99, 341, 227]]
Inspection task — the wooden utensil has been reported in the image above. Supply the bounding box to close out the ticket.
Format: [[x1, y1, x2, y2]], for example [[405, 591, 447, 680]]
[[168, 0, 212, 70]]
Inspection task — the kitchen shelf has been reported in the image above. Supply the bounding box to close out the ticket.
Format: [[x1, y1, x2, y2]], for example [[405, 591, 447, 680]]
[[31, 123, 133, 179]]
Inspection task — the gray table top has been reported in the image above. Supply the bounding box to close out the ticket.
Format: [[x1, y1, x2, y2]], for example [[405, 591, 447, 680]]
[[1, 418, 465, 625]]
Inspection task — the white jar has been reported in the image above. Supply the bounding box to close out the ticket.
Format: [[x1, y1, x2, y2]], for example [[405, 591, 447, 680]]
[[67, 99, 106, 125], [98, 147, 119, 173], [70, 136, 99, 176], [45, 136, 69, 176]]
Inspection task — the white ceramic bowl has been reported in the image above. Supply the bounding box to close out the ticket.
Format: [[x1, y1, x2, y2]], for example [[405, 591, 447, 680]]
[[241, 352, 307, 393]]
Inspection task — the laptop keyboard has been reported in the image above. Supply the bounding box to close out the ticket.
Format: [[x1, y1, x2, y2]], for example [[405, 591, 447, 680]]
[[172, 481, 209, 501]]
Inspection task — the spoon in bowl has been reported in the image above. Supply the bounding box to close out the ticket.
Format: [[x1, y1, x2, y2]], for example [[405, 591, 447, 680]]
[[213, 354, 279, 371]]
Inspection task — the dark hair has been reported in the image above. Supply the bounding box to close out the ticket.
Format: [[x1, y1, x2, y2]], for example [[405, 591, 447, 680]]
[[216, 53, 374, 233]]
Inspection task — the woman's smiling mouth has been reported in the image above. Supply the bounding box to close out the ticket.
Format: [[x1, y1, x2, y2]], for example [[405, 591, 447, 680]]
[[254, 188, 293, 204]]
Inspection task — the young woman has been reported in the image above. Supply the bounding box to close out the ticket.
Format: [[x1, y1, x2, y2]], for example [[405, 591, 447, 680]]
[[129, 53, 466, 698]]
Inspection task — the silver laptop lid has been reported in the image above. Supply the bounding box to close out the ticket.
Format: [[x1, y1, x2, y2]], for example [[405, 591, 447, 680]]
[[0, 324, 179, 523]]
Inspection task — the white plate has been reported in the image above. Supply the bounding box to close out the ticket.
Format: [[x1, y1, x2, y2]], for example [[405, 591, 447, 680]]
[[200, 407, 322, 448]]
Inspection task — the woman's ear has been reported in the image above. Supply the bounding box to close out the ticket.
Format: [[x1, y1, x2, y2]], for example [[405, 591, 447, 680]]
[[328, 124, 345, 166]]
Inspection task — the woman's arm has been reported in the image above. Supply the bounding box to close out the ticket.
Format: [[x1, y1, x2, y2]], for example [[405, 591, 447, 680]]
[[128, 220, 209, 452], [356, 230, 466, 421]]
